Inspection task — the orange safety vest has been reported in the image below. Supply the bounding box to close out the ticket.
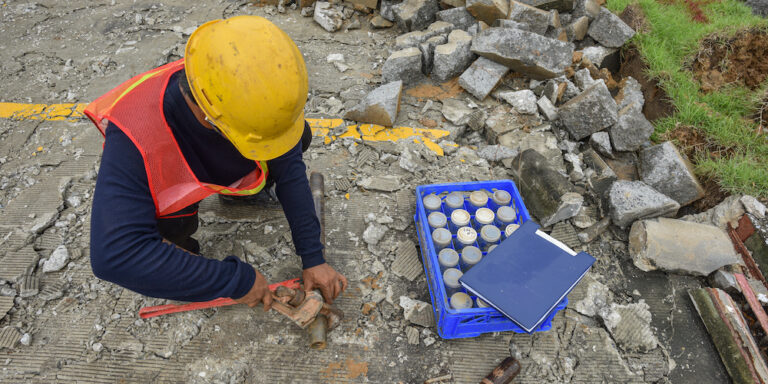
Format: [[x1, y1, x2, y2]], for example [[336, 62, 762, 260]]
[[84, 59, 269, 218]]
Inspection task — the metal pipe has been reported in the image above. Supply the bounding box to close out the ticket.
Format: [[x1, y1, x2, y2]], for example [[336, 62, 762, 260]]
[[480, 357, 521, 384], [307, 313, 328, 350]]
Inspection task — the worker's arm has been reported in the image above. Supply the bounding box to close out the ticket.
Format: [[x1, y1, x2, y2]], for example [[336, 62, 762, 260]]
[[89, 124, 258, 302], [267, 137, 347, 303]]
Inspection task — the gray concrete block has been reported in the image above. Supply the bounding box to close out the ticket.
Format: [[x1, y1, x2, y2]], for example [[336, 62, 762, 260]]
[[537, 95, 559, 121], [615, 76, 644, 113], [344, 81, 403, 126], [639, 141, 705, 207], [559, 80, 618, 140], [582, 148, 617, 196], [609, 104, 654, 152], [395, 30, 431, 49], [466, 0, 509, 25], [498, 89, 538, 115], [393, 0, 440, 31], [436, 6, 478, 30], [432, 30, 475, 82], [313, 2, 344, 32], [382, 47, 424, 85], [572, 0, 600, 20], [589, 131, 613, 159], [419, 35, 447, 74], [573, 67, 596, 91], [458, 57, 509, 100], [508, 0, 552, 35], [587, 7, 635, 48], [381, 0, 404, 21], [471, 27, 574, 79], [566, 16, 589, 41], [608, 180, 680, 228]]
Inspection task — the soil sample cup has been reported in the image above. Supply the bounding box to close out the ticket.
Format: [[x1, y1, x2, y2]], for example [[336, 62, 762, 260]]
[[476, 297, 491, 308], [487, 244, 498, 253], [454, 226, 477, 251], [461, 246, 483, 270], [468, 190, 489, 214], [479, 225, 501, 252], [422, 193, 442, 214], [474, 207, 495, 230], [444, 191, 465, 214], [496, 206, 517, 227], [504, 223, 520, 239], [450, 292, 473, 310], [450, 209, 471, 232], [491, 189, 512, 208], [428, 211, 448, 229], [432, 227, 452, 252], [443, 268, 463, 297], [438, 248, 460, 272]]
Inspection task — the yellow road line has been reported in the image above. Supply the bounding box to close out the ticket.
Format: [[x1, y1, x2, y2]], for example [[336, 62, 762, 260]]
[[0, 102, 449, 155]]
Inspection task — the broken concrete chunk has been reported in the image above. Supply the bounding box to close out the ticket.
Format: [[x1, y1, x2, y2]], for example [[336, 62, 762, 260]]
[[498, 90, 538, 115], [363, 222, 389, 245], [313, 2, 344, 32], [494, 19, 531, 31], [458, 57, 509, 100], [536, 96, 559, 121], [382, 47, 424, 85], [400, 296, 435, 327], [639, 141, 704, 207], [741, 195, 767, 218], [589, 132, 613, 159], [582, 148, 617, 196], [484, 105, 524, 143], [615, 76, 644, 113], [572, 276, 612, 316], [587, 7, 635, 48], [381, 0, 404, 21], [609, 104, 654, 152], [358, 175, 403, 192], [395, 30, 431, 49], [391, 241, 423, 281], [436, 6, 477, 30], [559, 80, 618, 140], [393, 0, 440, 31], [426, 20, 454, 36], [572, 0, 600, 20], [580, 46, 618, 69], [441, 98, 474, 125], [573, 68, 597, 91], [566, 16, 589, 41], [432, 30, 475, 82], [510, 149, 582, 227], [19, 274, 39, 298], [508, 1, 551, 35], [550, 221, 580, 248], [600, 301, 659, 352], [465, 0, 508, 25], [344, 81, 403, 127], [477, 144, 518, 161], [43, 245, 69, 273], [710, 269, 741, 294], [0, 327, 21, 350], [371, 15, 395, 28], [608, 180, 679, 228], [419, 35, 447, 75], [405, 326, 420, 345], [471, 27, 574, 79], [578, 217, 611, 243]]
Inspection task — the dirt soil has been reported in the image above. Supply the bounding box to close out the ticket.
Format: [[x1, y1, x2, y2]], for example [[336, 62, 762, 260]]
[[619, 4, 651, 34], [619, 46, 676, 122], [690, 28, 768, 92]]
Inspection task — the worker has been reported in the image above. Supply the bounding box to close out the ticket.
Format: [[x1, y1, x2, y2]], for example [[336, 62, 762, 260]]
[[86, 16, 347, 311]]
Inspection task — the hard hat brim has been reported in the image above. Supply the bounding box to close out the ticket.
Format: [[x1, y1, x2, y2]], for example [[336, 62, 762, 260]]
[[229, 111, 306, 161]]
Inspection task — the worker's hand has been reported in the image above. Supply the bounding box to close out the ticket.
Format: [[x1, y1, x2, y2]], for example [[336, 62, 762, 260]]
[[233, 268, 273, 311], [303, 263, 348, 304]]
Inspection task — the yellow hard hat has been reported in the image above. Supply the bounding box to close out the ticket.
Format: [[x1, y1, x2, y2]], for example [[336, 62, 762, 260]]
[[184, 16, 308, 160]]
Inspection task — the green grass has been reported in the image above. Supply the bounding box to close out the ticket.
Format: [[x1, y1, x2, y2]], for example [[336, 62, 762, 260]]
[[605, 0, 768, 197]]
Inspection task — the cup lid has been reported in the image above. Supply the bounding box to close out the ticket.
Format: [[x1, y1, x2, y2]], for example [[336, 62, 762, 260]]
[[445, 192, 464, 208], [443, 268, 463, 288], [432, 227, 452, 244], [450, 292, 473, 309], [493, 190, 511, 205], [487, 244, 498, 253], [475, 208, 495, 225], [428, 211, 447, 228], [461, 246, 482, 264], [457, 226, 477, 244], [450, 209, 470, 226], [469, 190, 489, 206], [480, 225, 501, 242], [497, 206, 517, 222], [476, 297, 491, 308], [505, 223, 520, 237], [423, 194, 442, 210], [438, 248, 459, 266]]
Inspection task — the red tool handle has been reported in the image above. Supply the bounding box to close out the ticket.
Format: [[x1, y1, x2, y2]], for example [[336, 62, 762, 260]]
[[138, 278, 301, 319]]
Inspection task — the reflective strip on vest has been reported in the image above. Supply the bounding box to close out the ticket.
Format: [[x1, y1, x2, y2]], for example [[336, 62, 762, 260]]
[[84, 60, 268, 217]]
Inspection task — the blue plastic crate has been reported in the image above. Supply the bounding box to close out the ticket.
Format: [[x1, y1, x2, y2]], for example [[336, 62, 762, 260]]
[[414, 180, 568, 339]]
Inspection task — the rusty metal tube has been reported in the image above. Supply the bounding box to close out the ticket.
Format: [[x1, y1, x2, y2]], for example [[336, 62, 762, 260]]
[[307, 313, 328, 350], [480, 357, 521, 384]]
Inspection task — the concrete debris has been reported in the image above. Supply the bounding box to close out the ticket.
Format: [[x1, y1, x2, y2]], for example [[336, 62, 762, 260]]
[[710, 270, 740, 294], [741, 195, 766, 218], [0, 296, 13, 319], [0, 327, 21, 350], [572, 205, 597, 229], [681, 195, 745, 230], [566, 16, 589, 41], [494, 19, 531, 31], [399, 296, 435, 327], [432, 30, 475, 82], [363, 223, 389, 245], [570, 275, 612, 317], [19, 274, 39, 298], [313, 2, 344, 32], [549, 221, 580, 248], [587, 7, 635, 48], [609, 104, 654, 152], [405, 326, 420, 345], [600, 301, 659, 353], [578, 217, 611, 243], [381, 0, 404, 20], [396, 30, 431, 50], [589, 132, 613, 159], [358, 175, 403, 192], [581, 46, 618, 68], [559, 80, 618, 140], [382, 47, 424, 85], [441, 98, 474, 125], [477, 145, 518, 161], [582, 148, 617, 196], [427, 20, 454, 36], [471, 27, 575, 79], [510, 149, 582, 227], [419, 35, 447, 75], [615, 77, 644, 113], [536, 96, 559, 121], [392, 0, 440, 31], [498, 90, 538, 115], [371, 15, 395, 28], [326, 53, 349, 72], [19, 333, 30, 346], [573, 68, 597, 91], [334, 177, 352, 192], [43, 245, 69, 273], [639, 141, 704, 206], [465, 0, 508, 25], [629, 218, 741, 276], [344, 81, 403, 126], [508, 1, 552, 35], [188, 357, 249, 384], [608, 180, 680, 228], [301, 6, 314, 17], [436, 6, 477, 30], [458, 57, 509, 100], [572, 0, 600, 20], [391, 240, 423, 281], [39, 281, 64, 301]]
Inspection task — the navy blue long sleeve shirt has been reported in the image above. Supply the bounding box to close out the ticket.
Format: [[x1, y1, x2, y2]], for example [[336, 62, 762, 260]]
[[90, 71, 323, 302]]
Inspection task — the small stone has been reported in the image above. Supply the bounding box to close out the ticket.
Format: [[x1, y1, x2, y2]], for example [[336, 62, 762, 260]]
[[581, 46, 618, 68], [432, 30, 475, 82], [566, 16, 589, 41], [589, 132, 613, 159], [599, 301, 658, 352], [300, 6, 314, 17], [363, 223, 389, 246], [615, 77, 644, 113], [0, 286, 14, 297], [399, 296, 435, 327], [559, 80, 618, 140], [639, 142, 704, 207], [471, 27, 575, 79], [466, 0, 509, 25], [587, 7, 635, 48], [494, 19, 531, 31], [458, 57, 509, 100], [405, 326, 420, 345], [92, 342, 103, 353], [536, 96, 559, 121], [313, 2, 344, 32], [550, 221, 580, 249], [441, 98, 473, 125], [578, 217, 610, 243], [629, 218, 741, 276], [608, 181, 680, 228], [391, 241, 423, 281], [382, 48, 424, 85], [572, 0, 600, 20], [43, 245, 69, 273], [426, 20, 454, 36], [477, 145, 518, 161], [498, 90, 538, 115], [573, 68, 596, 91], [572, 276, 612, 316], [484, 105, 525, 143], [19, 333, 30, 346], [344, 81, 402, 127], [358, 175, 403, 192], [381, 0, 403, 20], [710, 270, 740, 294], [18, 275, 39, 298], [371, 15, 394, 28], [508, 1, 552, 35], [741, 196, 766, 218], [609, 104, 654, 152], [392, 0, 440, 32], [436, 7, 477, 30]]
